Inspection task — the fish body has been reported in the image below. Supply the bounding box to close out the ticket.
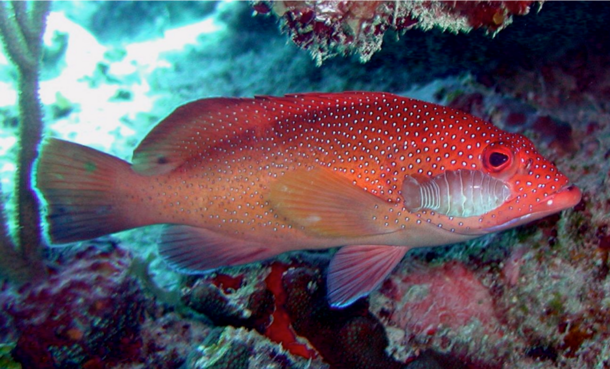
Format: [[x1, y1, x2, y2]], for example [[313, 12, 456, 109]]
[[36, 92, 581, 307]]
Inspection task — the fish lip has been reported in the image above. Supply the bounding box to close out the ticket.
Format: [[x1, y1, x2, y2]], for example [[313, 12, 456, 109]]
[[479, 183, 582, 234], [509, 182, 581, 218], [542, 183, 582, 210]]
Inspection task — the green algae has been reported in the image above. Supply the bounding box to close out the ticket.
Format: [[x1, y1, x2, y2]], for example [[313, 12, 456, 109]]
[[0, 343, 21, 369]]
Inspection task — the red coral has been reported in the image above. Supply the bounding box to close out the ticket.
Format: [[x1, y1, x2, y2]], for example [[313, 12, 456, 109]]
[[264, 262, 318, 360], [279, 263, 403, 369], [181, 257, 405, 368], [181, 269, 274, 333]]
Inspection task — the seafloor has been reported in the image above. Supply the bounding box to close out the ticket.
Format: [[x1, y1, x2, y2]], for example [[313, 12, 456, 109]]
[[1, 1, 610, 368]]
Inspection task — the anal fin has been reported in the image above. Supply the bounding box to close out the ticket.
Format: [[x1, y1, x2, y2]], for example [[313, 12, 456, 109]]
[[159, 225, 279, 273]]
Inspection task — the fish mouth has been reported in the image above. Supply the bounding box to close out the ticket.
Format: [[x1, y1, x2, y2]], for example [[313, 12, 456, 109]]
[[538, 184, 582, 212], [481, 183, 582, 233]]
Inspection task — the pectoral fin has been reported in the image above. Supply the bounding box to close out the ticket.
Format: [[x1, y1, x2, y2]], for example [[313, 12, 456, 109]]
[[327, 245, 409, 308], [268, 168, 398, 238]]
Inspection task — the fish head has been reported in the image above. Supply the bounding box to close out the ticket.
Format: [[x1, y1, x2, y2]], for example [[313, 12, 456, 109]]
[[402, 132, 581, 236], [473, 133, 581, 233]]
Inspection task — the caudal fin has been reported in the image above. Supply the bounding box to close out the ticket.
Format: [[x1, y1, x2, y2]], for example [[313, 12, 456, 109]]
[[36, 138, 143, 244]]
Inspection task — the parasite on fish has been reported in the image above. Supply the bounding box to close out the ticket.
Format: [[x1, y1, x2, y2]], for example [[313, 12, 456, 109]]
[[402, 170, 512, 218]]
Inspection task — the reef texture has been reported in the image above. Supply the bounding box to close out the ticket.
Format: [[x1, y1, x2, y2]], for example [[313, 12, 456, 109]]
[[180, 257, 405, 369], [0, 245, 147, 369], [0, 244, 217, 369], [253, 0, 538, 63], [186, 326, 329, 369]]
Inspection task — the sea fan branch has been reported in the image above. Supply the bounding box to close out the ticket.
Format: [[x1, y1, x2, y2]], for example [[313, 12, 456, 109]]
[[0, 1, 51, 282]]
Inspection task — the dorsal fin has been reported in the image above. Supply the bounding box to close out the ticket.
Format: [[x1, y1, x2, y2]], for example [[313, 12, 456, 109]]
[[132, 98, 268, 175], [131, 92, 401, 175]]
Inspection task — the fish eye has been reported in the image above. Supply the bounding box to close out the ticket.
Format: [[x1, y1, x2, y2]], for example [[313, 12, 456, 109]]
[[489, 152, 509, 167], [483, 144, 513, 173]]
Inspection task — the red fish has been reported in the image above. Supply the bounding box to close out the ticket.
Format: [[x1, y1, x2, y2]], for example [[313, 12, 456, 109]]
[[36, 92, 581, 307]]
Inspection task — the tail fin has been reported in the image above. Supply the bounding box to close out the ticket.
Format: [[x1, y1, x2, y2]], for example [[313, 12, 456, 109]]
[[36, 138, 144, 244]]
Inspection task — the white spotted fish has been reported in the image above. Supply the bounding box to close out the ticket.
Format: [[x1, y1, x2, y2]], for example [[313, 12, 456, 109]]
[[36, 92, 581, 307]]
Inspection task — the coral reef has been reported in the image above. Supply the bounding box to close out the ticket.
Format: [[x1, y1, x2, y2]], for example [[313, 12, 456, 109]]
[[131, 310, 211, 369], [186, 326, 328, 369], [253, 0, 538, 63], [180, 256, 409, 369], [279, 263, 404, 369], [1, 244, 147, 369]]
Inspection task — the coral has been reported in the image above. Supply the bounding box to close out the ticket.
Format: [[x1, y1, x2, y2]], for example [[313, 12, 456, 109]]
[[278, 264, 402, 369], [182, 256, 406, 368], [134, 311, 211, 369], [491, 195, 610, 366], [370, 260, 509, 367], [262, 262, 318, 360], [253, 0, 537, 63], [377, 261, 498, 337], [0, 201, 33, 283], [1, 244, 147, 369], [186, 326, 329, 369], [181, 266, 276, 338], [181, 263, 319, 361]]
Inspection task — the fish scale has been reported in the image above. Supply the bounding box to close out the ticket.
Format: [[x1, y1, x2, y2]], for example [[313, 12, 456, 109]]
[[36, 91, 581, 307]]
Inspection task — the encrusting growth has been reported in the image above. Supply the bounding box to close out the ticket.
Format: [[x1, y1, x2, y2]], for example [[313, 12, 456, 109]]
[[253, 0, 538, 63]]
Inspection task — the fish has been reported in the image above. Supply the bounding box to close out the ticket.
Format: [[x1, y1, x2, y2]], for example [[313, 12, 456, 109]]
[[35, 92, 582, 307]]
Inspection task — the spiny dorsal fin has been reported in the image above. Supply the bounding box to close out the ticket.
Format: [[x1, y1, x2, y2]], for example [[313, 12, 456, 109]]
[[132, 98, 267, 175], [131, 92, 402, 176]]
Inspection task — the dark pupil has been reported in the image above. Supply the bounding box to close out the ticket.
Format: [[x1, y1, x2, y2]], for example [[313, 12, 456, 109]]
[[489, 152, 509, 167]]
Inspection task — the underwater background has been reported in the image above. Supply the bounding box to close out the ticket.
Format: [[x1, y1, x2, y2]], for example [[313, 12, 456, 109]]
[[1, 1, 610, 368]]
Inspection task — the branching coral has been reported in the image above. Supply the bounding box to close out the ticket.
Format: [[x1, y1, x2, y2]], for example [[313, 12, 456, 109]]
[[0, 1, 50, 281], [253, 0, 538, 64]]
